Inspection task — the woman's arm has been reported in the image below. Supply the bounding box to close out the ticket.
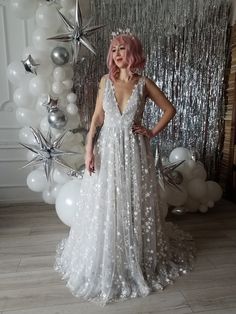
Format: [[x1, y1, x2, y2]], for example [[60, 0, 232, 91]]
[[132, 77, 176, 138], [85, 75, 106, 154]]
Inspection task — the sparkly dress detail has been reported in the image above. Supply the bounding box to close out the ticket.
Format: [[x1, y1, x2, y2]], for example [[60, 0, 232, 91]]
[[54, 76, 196, 306]]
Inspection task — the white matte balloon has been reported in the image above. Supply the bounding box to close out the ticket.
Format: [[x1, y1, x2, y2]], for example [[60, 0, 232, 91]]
[[192, 164, 207, 180], [206, 181, 223, 202], [27, 169, 47, 192], [67, 92, 77, 103], [63, 79, 73, 90], [16, 108, 40, 127], [198, 204, 208, 213], [183, 196, 200, 212], [36, 5, 61, 31], [13, 87, 35, 107], [40, 116, 50, 133], [19, 127, 38, 145], [169, 147, 192, 163], [53, 167, 70, 184], [42, 189, 55, 204], [55, 179, 82, 226], [26, 150, 38, 161], [36, 94, 48, 115], [165, 184, 188, 207], [7, 61, 26, 86], [51, 184, 63, 198], [63, 64, 74, 79], [10, 0, 38, 19], [29, 75, 50, 96], [66, 103, 78, 115], [187, 178, 207, 200], [32, 28, 56, 51]]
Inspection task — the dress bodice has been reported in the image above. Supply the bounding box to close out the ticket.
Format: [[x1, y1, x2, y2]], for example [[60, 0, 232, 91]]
[[102, 76, 147, 128]]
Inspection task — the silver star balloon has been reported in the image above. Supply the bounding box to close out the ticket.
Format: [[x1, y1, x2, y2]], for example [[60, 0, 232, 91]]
[[21, 54, 40, 75], [47, 0, 105, 63], [155, 144, 185, 191], [20, 127, 79, 180]]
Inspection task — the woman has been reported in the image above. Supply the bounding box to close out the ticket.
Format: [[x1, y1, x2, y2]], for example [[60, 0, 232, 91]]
[[54, 31, 196, 306]]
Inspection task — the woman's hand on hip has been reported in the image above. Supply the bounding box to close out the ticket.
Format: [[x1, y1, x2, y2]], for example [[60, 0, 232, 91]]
[[132, 123, 154, 139]]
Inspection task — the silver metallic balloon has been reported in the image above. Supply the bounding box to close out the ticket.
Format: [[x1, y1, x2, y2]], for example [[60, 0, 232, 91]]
[[51, 46, 70, 66], [47, 0, 105, 63], [48, 108, 67, 129]]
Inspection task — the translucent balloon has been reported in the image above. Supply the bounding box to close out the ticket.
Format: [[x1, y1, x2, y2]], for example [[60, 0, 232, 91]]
[[36, 5, 61, 31], [27, 169, 47, 192], [16, 108, 40, 127], [53, 67, 66, 81], [169, 147, 192, 163], [67, 92, 77, 103], [165, 184, 187, 207], [13, 87, 35, 107], [29, 75, 50, 96], [42, 189, 55, 204], [63, 79, 73, 89], [7, 61, 26, 86], [19, 127, 37, 145], [32, 28, 56, 51], [66, 103, 78, 115], [52, 81, 65, 94], [206, 181, 223, 202], [10, 0, 38, 19], [55, 179, 82, 226], [187, 178, 207, 200]]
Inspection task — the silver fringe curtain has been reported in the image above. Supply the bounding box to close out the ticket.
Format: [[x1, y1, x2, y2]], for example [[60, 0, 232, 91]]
[[74, 0, 232, 179]]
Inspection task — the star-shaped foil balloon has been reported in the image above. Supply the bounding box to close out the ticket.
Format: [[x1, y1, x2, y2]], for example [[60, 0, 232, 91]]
[[21, 54, 40, 75], [20, 127, 79, 180], [155, 144, 185, 191], [47, 0, 105, 63]]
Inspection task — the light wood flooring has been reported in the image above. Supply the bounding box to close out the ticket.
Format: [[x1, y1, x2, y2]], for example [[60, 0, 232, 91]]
[[0, 199, 236, 314]]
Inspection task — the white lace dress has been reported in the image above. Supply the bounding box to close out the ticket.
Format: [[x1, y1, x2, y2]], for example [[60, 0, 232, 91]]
[[54, 76, 196, 306]]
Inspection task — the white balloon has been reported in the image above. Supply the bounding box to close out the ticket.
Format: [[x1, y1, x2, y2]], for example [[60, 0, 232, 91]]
[[40, 116, 50, 133], [165, 184, 187, 207], [53, 167, 70, 184], [199, 204, 208, 213], [16, 108, 40, 127], [187, 178, 207, 200], [66, 103, 78, 115], [67, 92, 77, 103], [183, 196, 200, 212], [10, 0, 38, 19], [55, 179, 82, 226], [192, 164, 207, 180], [52, 81, 65, 94], [177, 160, 196, 181], [36, 5, 61, 31], [26, 150, 38, 161], [169, 147, 192, 163], [32, 28, 56, 51], [29, 75, 50, 96], [207, 200, 215, 208], [22, 48, 53, 77], [206, 181, 223, 202], [42, 189, 55, 204], [19, 127, 38, 145], [51, 184, 63, 198], [27, 169, 47, 192], [53, 67, 66, 81], [63, 79, 73, 89], [7, 61, 26, 86], [13, 87, 35, 107]]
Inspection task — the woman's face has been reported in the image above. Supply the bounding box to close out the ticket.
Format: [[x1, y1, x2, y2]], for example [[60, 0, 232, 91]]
[[112, 42, 128, 69]]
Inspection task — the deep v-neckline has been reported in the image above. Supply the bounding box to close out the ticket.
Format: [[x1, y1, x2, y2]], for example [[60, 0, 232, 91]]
[[109, 77, 141, 116]]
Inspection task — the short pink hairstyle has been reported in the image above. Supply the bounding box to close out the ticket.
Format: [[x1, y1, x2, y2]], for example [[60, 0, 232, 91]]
[[106, 34, 146, 81]]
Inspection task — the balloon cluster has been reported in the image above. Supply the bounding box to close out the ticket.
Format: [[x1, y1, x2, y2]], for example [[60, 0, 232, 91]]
[[7, 0, 97, 210], [162, 147, 223, 214]]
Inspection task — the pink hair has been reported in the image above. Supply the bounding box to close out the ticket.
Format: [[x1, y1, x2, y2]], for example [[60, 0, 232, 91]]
[[106, 34, 145, 81]]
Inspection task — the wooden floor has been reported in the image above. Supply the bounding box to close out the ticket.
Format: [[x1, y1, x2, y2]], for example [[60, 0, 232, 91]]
[[0, 199, 236, 314]]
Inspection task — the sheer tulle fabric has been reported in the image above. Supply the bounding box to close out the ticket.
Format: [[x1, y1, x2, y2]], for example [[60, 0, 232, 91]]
[[54, 76, 196, 306]]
